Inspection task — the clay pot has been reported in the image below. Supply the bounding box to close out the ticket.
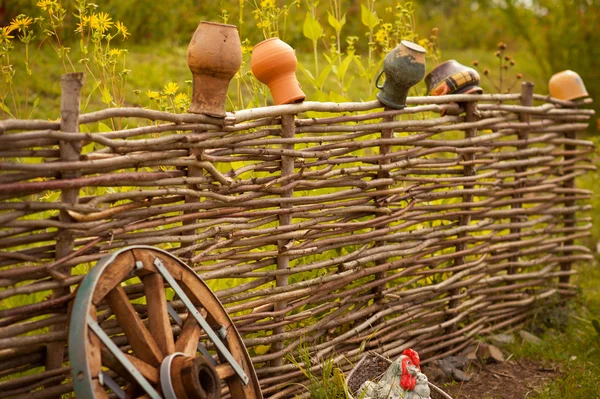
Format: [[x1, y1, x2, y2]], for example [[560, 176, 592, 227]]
[[549, 70, 588, 101], [251, 38, 306, 105], [376, 40, 427, 109], [425, 60, 483, 96], [187, 21, 242, 117]]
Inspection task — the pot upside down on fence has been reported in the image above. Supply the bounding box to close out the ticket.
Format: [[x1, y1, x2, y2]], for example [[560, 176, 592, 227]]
[[0, 74, 595, 398]]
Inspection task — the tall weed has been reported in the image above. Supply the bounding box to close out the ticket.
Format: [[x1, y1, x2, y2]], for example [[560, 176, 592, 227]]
[[2, 1, 441, 116], [287, 342, 348, 399]]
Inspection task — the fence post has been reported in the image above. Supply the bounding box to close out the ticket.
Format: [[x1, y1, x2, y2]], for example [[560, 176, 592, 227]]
[[446, 101, 477, 334], [560, 127, 577, 287], [180, 146, 203, 261], [271, 114, 294, 367], [45, 73, 84, 380], [509, 82, 534, 275], [371, 107, 394, 302]]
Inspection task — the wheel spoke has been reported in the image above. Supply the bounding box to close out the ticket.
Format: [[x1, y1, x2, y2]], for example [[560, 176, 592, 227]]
[[174, 314, 202, 357], [92, 380, 110, 399], [101, 346, 159, 384], [143, 273, 175, 356], [105, 285, 164, 366], [216, 363, 235, 380], [125, 383, 145, 398]]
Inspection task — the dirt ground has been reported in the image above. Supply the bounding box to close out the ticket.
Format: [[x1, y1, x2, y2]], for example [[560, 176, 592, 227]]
[[428, 358, 560, 399]]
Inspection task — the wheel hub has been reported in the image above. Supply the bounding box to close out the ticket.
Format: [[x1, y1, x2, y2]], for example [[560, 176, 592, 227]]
[[160, 352, 221, 399]]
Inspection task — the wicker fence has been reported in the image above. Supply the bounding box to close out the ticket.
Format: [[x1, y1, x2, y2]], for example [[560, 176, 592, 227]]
[[0, 73, 596, 398]]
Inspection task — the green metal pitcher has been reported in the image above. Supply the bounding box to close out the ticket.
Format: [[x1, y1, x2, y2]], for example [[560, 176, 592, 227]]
[[376, 40, 427, 109]]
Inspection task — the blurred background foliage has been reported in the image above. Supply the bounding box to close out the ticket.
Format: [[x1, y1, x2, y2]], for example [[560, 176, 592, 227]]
[[1, 0, 598, 119]]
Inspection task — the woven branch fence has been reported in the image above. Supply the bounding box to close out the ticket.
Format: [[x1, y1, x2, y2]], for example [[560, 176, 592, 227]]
[[0, 73, 596, 398]]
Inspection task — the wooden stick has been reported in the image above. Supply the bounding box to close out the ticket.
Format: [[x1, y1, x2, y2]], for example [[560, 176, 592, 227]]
[[45, 72, 83, 379], [272, 114, 295, 367], [372, 106, 395, 302], [509, 82, 535, 276], [447, 100, 478, 335]]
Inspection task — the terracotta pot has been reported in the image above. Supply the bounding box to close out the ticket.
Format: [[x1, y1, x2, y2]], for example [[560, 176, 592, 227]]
[[187, 21, 242, 117], [425, 60, 482, 96], [376, 40, 426, 109], [251, 38, 306, 105], [549, 70, 588, 101]]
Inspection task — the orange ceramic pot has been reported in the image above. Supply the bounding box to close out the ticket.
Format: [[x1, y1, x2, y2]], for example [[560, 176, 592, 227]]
[[549, 70, 588, 101], [251, 38, 306, 105], [187, 21, 242, 117]]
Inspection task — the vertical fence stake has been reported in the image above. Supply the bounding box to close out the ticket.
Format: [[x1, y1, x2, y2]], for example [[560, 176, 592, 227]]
[[180, 145, 203, 261], [45, 73, 84, 383], [446, 101, 477, 334], [560, 129, 577, 289], [271, 114, 295, 367], [509, 82, 534, 276], [372, 107, 394, 303]]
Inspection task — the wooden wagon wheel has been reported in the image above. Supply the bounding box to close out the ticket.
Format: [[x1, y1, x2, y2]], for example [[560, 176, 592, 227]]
[[69, 245, 262, 399]]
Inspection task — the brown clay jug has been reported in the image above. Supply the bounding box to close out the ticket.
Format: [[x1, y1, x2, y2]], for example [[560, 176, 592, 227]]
[[187, 22, 242, 117], [250, 38, 306, 105]]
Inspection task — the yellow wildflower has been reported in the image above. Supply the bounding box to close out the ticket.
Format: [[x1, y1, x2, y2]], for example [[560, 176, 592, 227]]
[[163, 82, 179, 96], [75, 14, 92, 33], [374, 28, 387, 45], [9, 15, 33, 32], [90, 12, 113, 33], [260, 0, 275, 8], [174, 93, 190, 110], [0, 26, 15, 44], [146, 90, 160, 100], [174, 93, 188, 103], [115, 21, 129, 40], [36, 0, 56, 11], [108, 48, 123, 57]]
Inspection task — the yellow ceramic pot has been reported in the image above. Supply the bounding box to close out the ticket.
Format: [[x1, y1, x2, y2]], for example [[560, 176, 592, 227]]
[[548, 70, 588, 101]]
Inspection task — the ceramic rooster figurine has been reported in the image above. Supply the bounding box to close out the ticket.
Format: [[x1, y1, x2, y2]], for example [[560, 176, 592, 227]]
[[358, 349, 431, 399]]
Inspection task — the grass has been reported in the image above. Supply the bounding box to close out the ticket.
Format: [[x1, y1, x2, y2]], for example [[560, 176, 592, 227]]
[[506, 258, 600, 398], [6, 40, 550, 120], [287, 343, 348, 399], [4, 42, 193, 120]]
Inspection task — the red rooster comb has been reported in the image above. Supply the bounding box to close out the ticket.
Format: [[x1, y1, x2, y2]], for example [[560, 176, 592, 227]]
[[402, 348, 421, 369]]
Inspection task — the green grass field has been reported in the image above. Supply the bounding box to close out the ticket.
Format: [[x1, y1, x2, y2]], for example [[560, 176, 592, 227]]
[[5, 41, 552, 119]]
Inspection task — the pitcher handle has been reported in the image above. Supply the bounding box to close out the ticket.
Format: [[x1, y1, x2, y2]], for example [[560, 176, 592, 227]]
[[375, 70, 385, 89]]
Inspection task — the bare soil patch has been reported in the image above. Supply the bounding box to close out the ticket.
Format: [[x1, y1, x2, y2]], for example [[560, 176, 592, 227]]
[[428, 358, 560, 399]]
